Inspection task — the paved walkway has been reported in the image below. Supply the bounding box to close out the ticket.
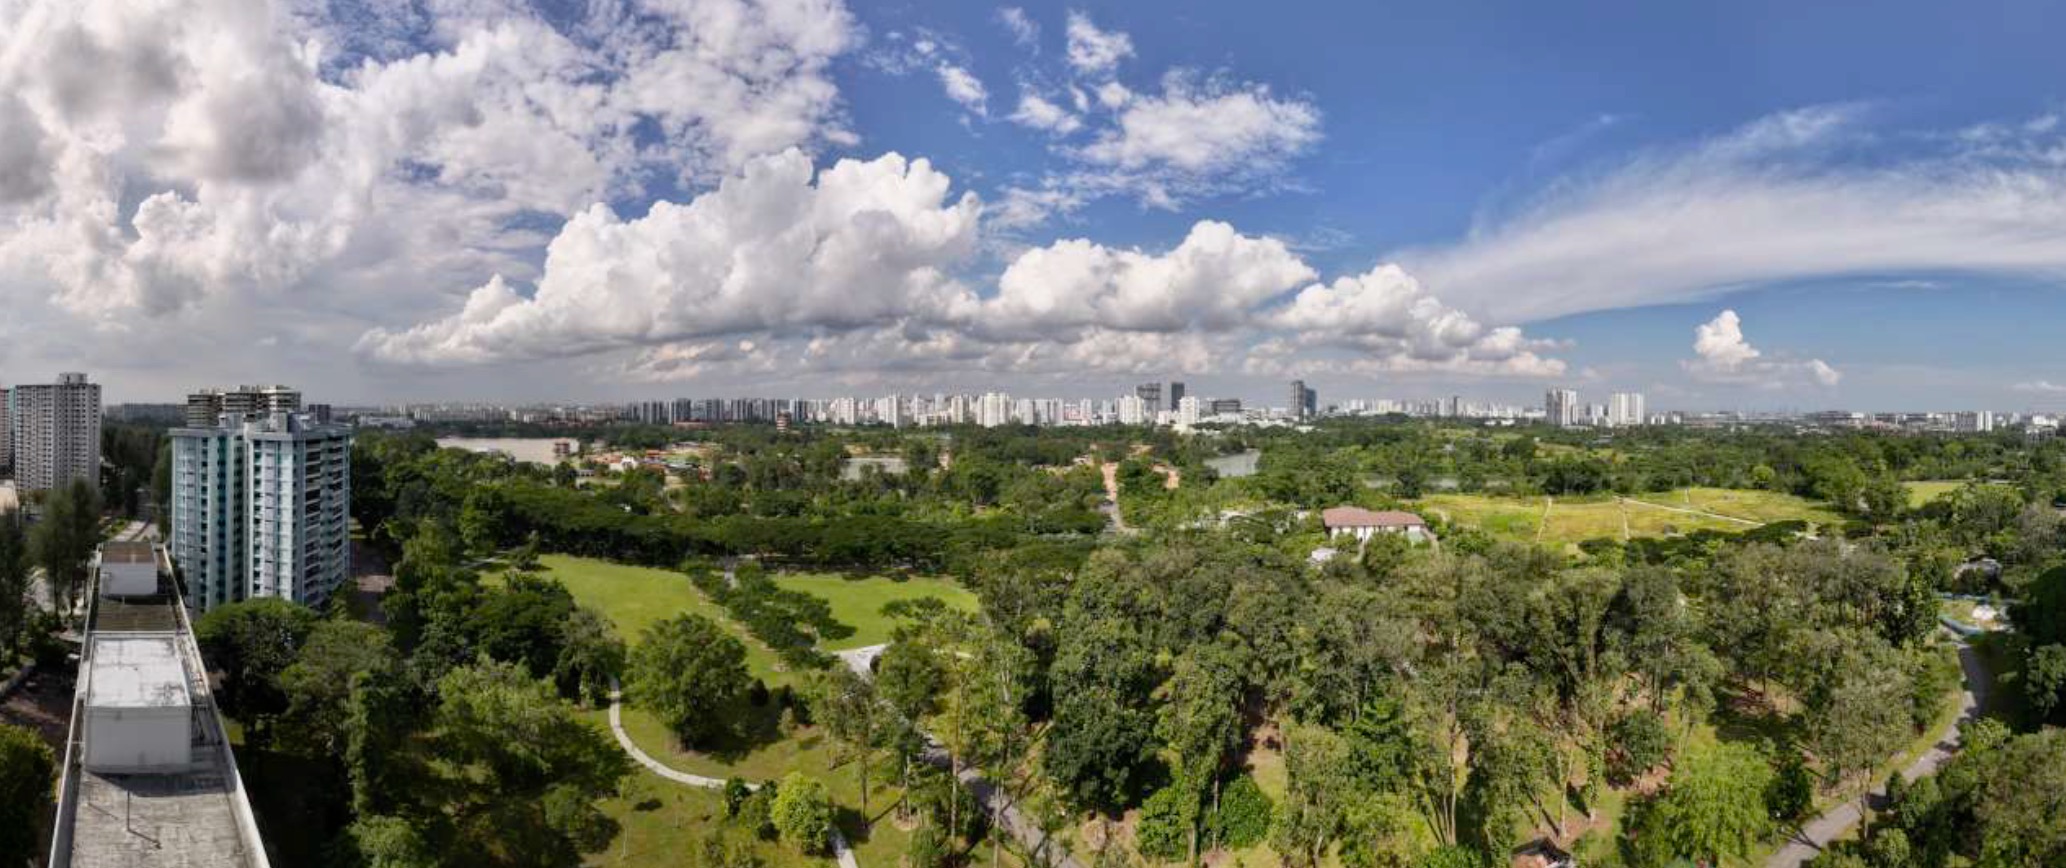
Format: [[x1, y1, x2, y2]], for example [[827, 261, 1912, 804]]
[[607, 680, 859, 868], [1766, 635, 1990, 867], [1619, 496, 1761, 526]]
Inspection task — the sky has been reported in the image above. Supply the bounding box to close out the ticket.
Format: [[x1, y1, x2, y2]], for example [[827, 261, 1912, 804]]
[[5, 0, 2066, 410]]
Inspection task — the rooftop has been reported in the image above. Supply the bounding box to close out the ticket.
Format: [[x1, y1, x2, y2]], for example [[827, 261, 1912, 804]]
[[85, 636, 190, 710], [68, 771, 260, 868], [99, 541, 155, 565]]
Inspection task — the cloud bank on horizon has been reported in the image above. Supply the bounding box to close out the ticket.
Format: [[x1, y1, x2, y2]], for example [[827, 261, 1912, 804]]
[[2, 0, 2065, 401]]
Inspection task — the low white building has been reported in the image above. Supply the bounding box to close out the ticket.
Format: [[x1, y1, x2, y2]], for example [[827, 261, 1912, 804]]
[[1321, 506, 1433, 544], [82, 634, 193, 773]]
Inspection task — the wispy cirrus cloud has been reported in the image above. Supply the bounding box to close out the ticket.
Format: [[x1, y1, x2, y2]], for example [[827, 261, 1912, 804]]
[[1401, 105, 2066, 324]]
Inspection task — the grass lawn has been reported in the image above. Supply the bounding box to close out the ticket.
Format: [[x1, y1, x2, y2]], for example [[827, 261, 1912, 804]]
[[585, 704, 915, 868], [538, 555, 790, 684], [770, 573, 978, 650], [1903, 479, 2014, 508], [1418, 492, 1762, 547], [1630, 487, 1842, 526]]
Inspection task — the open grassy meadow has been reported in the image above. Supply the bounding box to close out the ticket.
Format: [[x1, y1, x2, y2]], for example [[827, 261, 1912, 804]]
[[1418, 487, 1836, 548], [538, 554, 789, 683], [770, 573, 979, 649]]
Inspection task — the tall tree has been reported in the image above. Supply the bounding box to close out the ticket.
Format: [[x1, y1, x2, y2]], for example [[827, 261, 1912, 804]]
[[1156, 639, 1245, 864], [1634, 741, 1774, 865], [194, 597, 321, 721], [626, 613, 752, 746], [32, 478, 101, 616], [0, 721, 55, 861], [0, 513, 30, 656]]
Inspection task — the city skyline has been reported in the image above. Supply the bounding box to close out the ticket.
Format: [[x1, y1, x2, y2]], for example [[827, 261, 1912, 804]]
[[10, 1, 2066, 408]]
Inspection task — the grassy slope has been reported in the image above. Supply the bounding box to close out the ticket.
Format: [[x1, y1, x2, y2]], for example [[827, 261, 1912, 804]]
[[770, 573, 979, 650], [538, 554, 789, 684]]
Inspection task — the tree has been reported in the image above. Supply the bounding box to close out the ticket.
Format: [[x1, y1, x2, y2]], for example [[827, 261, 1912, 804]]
[[194, 597, 320, 720], [553, 606, 625, 706], [0, 513, 30, 656], [31, 478, 101, 617], [811, 667, 887, 824], [770, 772, 835, 854], [1636, 741, 1775, 865], [627, 614, 752, 746], [420, 661, 631, 866], [277, 619, 399, 758], [1274, 722, 1352, 868], [0, 721, 55, 860], [2023, 643, 2066, 723], [1155, 641, 1244, 863]]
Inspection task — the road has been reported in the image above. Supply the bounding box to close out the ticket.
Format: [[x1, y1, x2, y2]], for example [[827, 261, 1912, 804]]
[[1765, 634, 1990, 867]]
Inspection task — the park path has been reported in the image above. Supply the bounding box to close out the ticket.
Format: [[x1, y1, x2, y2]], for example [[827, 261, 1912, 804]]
[[1099, 463, 1134, 535], [1618, 496, 1761, 526], [1765, 634, 1991, 867], [607, 680, 860, 868]]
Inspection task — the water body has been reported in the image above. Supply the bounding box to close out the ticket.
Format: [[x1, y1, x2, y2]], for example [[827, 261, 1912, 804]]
[[1203, 449, 1262, 478], [437, 437, 570, 465], [842, 456, 909, 481]]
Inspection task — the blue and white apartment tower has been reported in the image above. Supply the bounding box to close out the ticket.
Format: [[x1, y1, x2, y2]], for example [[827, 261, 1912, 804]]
[[170, 386, 352, 612]]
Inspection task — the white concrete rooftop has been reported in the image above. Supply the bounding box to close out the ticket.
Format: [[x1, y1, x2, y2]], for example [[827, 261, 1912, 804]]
[[86, 636, 191, 710]]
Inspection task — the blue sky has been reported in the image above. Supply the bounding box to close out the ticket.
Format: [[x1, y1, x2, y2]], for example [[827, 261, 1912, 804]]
[[4, 0, 2066, 409]]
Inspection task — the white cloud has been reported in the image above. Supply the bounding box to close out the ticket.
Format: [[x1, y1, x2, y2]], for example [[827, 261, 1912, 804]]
[[1064, 11, 1133, 75], [1009, 90, 1082, 135], [2012, 380, 2066, 393], [1271, 264, 1567, 377], [936, 64, 989, 116], [1402, 105, 2066, 324], [981, 220, 1316, 335], [359, 149, 983, 365], [0, 0, 862, 329], [1080, 75, 1320, 176], [997, 7, 1039, 49], [1680, 310, 1841, 387]]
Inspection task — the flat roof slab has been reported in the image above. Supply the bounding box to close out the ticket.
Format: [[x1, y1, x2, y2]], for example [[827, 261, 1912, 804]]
[[86, 637, 190, 710], [70, 771, 259, 868]]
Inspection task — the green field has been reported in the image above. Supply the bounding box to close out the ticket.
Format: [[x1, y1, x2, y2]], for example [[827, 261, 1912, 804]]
[[1902, 479, 2014, 508], [1631, 487, 1842, 526], [1418, 487, 1835, 548], [538, 555, 789, 683], [770, 573, 978, 649]]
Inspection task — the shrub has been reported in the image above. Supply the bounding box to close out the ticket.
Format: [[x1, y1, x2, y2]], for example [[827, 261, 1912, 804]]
[[1607, 711, 1673, 785], [736, 785, 778, 840], [907, 823, 950, 868], [1207, 775, 1274, 850], [722, 777, 753, 818], [0, 722, 55, 858], [770, 772, 834, 854], [1766, 752, 1814, 822], [1135, 786, 1190, 861]]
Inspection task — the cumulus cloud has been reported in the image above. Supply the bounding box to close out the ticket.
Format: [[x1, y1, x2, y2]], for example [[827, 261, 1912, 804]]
[[936, 64, 989, 116], [1000, 72, 1322, 220], [1009, 90, 1082, 136], [997, 7, 1039, 49], [1402, 105, 2066, 323], [1271, 265, 1567, 377], [1680, 310, 1840, 387], [358, 149, 983, 364], [0, 0, 861, 324], [1064, 11, 1132, 75], [980, 220, 1315, 335]]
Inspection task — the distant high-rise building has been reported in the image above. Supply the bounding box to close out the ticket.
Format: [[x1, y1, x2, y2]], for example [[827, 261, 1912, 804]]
[[1209, 398, 1243, 416], [171, 390, 351, 612], [15, 372, 102, 494], [1117, 394, 1147, 425], [1168, 381, 1186, 410], [1176, 396, 1202, 426], [1545, 388, 1579, 428], [1135, 382, 1164, 414], [1289, 380, 1317, 421], [978, 392, 1013, 428], [186, 385, 302, 428], [1608, 392, 1647, 427], [0, 387, 11, 474]]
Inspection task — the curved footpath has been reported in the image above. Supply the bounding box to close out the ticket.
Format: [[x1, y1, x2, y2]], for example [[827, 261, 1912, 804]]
[[1765, 634, 1990, 867], [607, 680, 860, 868]]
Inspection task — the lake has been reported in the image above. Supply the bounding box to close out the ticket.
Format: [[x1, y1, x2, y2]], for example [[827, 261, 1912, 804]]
[[436, 437, 571, 465], [1204, 449, 1262, 478]]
